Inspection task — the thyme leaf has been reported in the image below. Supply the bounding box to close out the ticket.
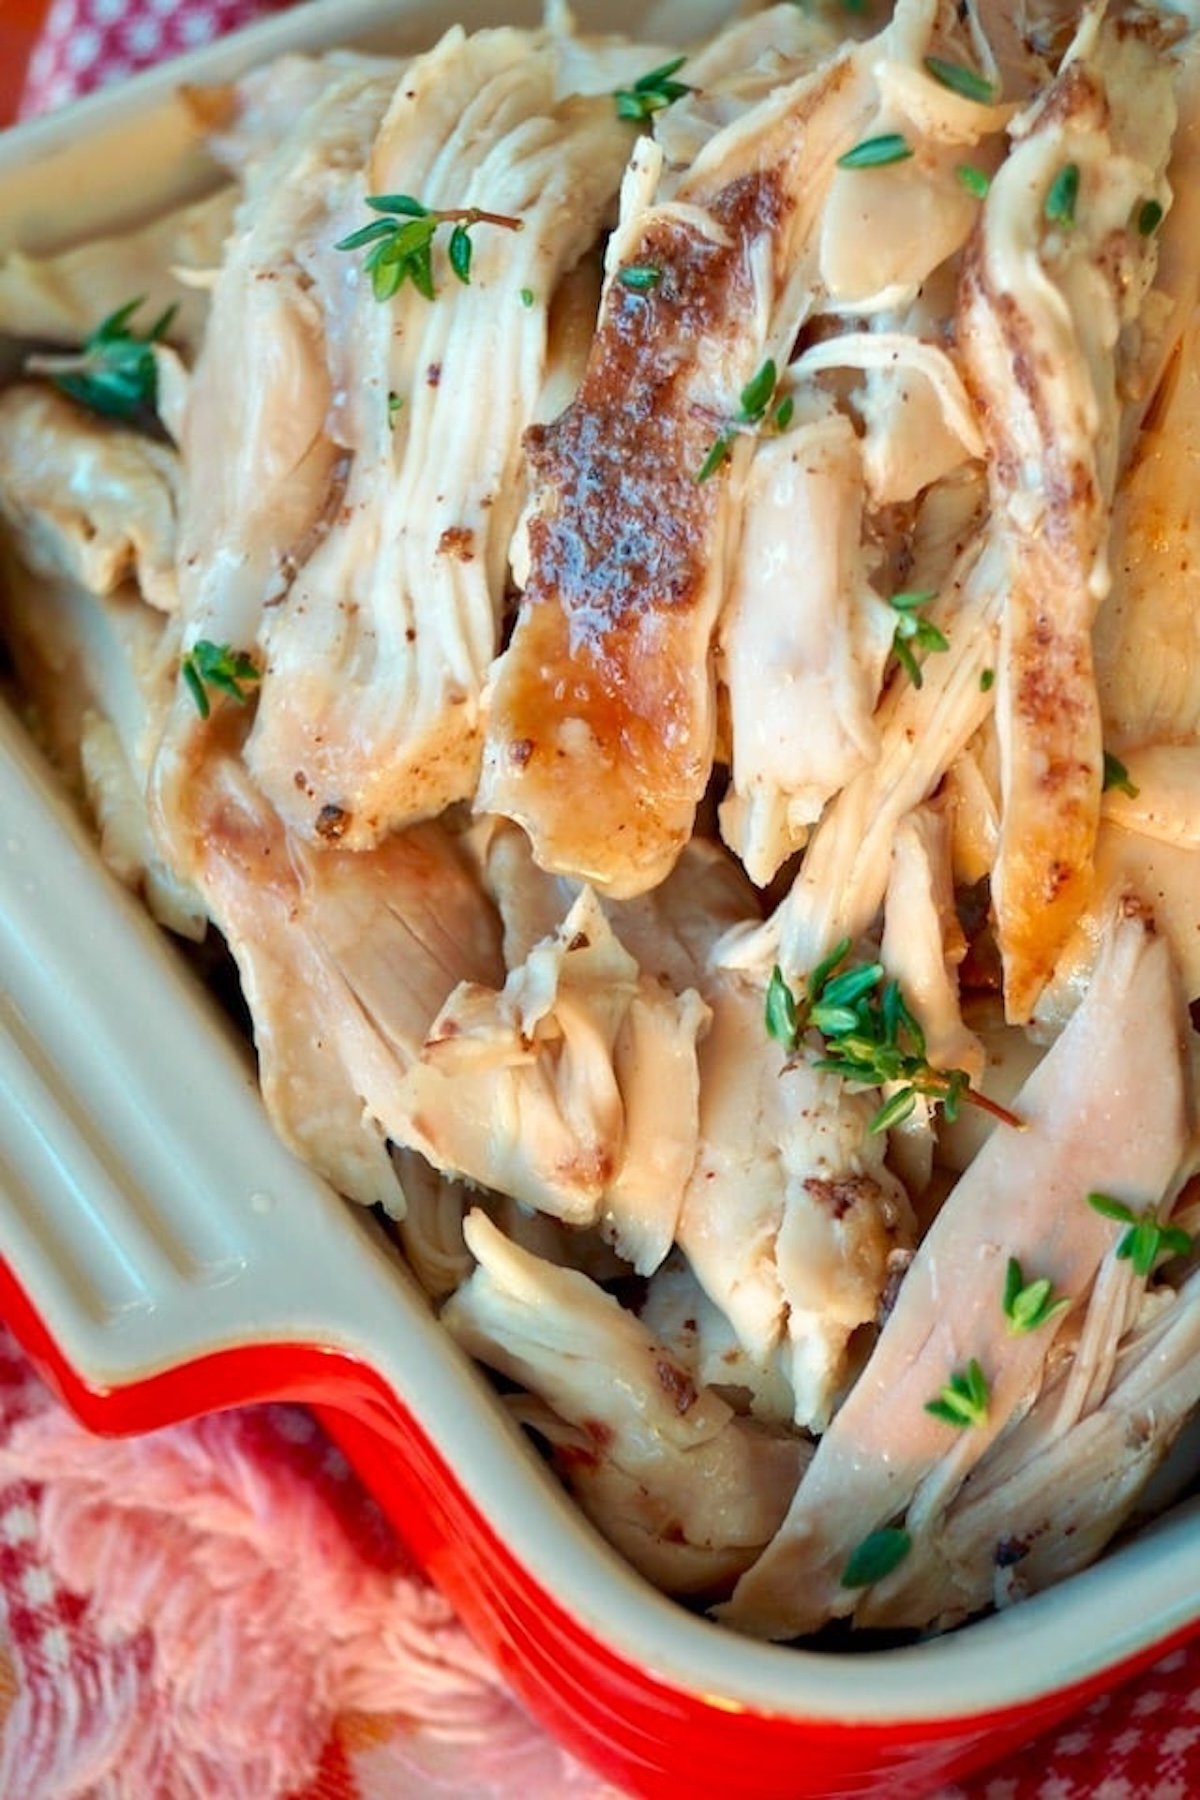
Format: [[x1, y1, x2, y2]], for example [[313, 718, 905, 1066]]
[[619, 264, 663, 293], [337, 196, 523, 303], [1086, 1193, 1194, 1279], [180, 640, 261, 720], [696, 358, 793, 482], [1002, 1258, 1070, 1336], [27, 296, 176, 423], [1137, 197, 1164, 236], [841, 1527, 912, 1588], [956, 163, 991, 200], [888, 590, 949, 688], [837, 133, 913, 170], [923, 56, 995, 104], [765, 949, 1023, 1133], [925, 1358, 989, 1429], [1044, 163, 1079, 229], [1102, 751, 1139, 799], [614, 56, 691, 122]]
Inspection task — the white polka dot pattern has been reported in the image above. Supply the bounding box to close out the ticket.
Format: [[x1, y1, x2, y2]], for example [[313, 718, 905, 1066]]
[[17, 0, 291, 119]]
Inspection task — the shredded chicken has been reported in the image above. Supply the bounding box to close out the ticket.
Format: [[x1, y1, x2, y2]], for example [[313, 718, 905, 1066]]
[[722, 911, 1193, 1639], [479, 24, 884, 895], [957, 7, 1178, 1020], [443, 1211, 808, 1595], [245, 31, 635, 847], [0, 385, 180, 611], [5, 0, 1200, 1654], [392, 888, 708, 1271]]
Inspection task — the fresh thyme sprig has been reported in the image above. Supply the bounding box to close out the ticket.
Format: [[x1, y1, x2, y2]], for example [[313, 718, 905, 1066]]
[[181, 640, 262, 720], [926, 1358, 990, 1429], [841, 1526, 912, 1588], [1086, 1193, 1194, 1279], [1002, 1258, 1070, 1336], [765, 944, 1023, 1135], [336, 195, 523, 302], [26, 296, 176, 423], [614, 56, 691, 122], [696, 358, 793, 482], [888, 590, 949, 688]]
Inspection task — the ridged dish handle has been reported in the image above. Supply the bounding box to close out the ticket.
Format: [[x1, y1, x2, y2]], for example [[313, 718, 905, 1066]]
[[0, 699, 417, 1396]]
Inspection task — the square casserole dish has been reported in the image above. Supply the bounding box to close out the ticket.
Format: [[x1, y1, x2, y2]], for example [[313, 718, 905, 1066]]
[[1, 4, 1199, 1795]]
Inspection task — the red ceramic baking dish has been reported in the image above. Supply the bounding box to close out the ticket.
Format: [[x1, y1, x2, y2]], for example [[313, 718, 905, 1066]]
[[2, 5, 1200, 1796]]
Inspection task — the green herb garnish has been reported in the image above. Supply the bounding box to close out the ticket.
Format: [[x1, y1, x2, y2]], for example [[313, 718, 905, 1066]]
[[1086, 1193, 1194, 1279], [888, 590, 949, 688], [1101, 751, 1139, 799], [980, 668, 995, 692], [837, 133, 913, 171], [956, 164, 991, 200], [841, 1527, 913, 1588], [926, 1359, 990, 1430], [336, 195, 523, 303], [765, 948, 1023, 1133], [519, 287, 535, 308], [1044, 163, 1079, 229], [1137, 198, 1164, 237], [181, 640, 262, 720], [1002, 1258, 1070, 1336], [696, 358, 793, 481], [619, 264, 663, 293], [614, 56, 691, 122], [923, 56, 995, 104], [28, 296, 176, 423]]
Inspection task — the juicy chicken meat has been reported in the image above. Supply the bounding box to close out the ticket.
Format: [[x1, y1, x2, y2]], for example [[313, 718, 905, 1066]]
[[171, 751, 503, 1213], [199, 52, 406, 180], [391, 888, 709, 1272], [956, 7, 1177, 1021], [443, 1211, 808, 1596], [482, 822, 760, 989], [0, 385, 181, 611], [867, 1265, 1200, 1629], [722, 911, 1192, 1639], [880, 803, 983, 1084], [0, 550, 201, 939], [151, 65, 398, 837], [677, 970, 916, 1433], [719, 528, 1002, 983], [479, 33, 883, 897], [641, 1252, 798, 1425], [717, 400, 896, 886], [1095, 312, 1200, 752], [246, 31, 635, 847]]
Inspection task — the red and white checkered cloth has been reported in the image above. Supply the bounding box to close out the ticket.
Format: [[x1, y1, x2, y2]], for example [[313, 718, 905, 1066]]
[[10, 5, 1200, 1796]]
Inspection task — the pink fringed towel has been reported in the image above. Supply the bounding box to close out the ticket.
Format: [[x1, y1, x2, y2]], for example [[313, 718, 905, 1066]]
[[0, 1326, 614, 1798]]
